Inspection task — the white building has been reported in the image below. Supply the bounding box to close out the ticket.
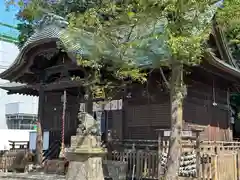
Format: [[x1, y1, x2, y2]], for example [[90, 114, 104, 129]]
[[5, 102, 38, 129], [0, 41, 38, 129]]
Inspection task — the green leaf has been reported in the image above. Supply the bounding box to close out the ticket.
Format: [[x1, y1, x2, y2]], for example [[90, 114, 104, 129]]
[[127, 12, 135, 19]]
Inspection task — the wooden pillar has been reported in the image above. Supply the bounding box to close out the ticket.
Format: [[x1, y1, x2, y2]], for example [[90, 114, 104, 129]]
[[157, 130, 164, 179], [84, 88, 93, 114], [35, 82, 44, 165], [227, 88, 233, 140], [196, 131, 201, 180], [121, 87, 126, 140], [192, 128, 203, 180]]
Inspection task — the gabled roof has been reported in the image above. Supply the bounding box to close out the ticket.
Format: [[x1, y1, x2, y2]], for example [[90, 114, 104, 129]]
[[204, 20, 240, 78], [0, 14, 70, 81], [206, 49, 240, 79]]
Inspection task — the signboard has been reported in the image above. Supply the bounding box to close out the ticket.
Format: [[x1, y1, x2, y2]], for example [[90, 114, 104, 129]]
[[105, 102, 111, 110], [29, 131, 49, 150], [92, 99, 123, 112], [164, 130, 192, 137], [81, 99, 123, 112]]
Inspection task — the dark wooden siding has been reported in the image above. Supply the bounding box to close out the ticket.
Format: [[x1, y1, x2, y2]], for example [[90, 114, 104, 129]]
[[40, 66, 233, 144], [111, 110, 123, 139], [123, 67, 232, 141], [184, 69, 231, 141], [123, 76, 171, 139], [42, 91, 80, 146]]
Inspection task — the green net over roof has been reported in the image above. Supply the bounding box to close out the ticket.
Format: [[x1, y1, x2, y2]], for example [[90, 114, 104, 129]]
[[59, 3, 218, 67], [11, 2, 218, 68], [0, 1, 225, 84], [60, 20, 170, 67], [0, 22, 19, 43]]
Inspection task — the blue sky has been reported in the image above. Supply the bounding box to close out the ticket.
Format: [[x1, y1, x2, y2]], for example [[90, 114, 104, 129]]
[[0, 0, 19, 38], [0, 1, 38, 129]]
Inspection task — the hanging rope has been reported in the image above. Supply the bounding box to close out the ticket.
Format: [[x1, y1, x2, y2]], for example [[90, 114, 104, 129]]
[[212, 80, 217, 106], [59, 90, 67, 158]]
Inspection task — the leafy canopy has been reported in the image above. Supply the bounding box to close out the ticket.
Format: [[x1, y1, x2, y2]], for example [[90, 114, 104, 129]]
[[13, 0, 217, 64], [7, 0, 220, 98]]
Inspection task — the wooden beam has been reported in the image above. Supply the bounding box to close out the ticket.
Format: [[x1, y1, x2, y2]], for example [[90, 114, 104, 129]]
[[45, 63, 86, 78], [45, 63, 79, 71], [32, 80, 83, 91], [45, 64, 73, 76]]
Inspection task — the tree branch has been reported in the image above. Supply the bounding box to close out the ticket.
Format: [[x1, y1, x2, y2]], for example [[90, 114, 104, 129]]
[[159, 66, 170, 89], [149, 49, 170, 89]]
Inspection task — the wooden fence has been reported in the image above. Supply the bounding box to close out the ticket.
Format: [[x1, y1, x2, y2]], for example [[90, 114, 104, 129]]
[[0, 140, 240, 179], [0, 149, 32, 172], [0, 150, 17, 172], [108, 140, 240, 180]]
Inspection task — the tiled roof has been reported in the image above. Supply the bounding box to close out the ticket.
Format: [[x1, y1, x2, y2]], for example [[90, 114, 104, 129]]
[[0, 82, 27, 89], [0, 82, 38, 96]]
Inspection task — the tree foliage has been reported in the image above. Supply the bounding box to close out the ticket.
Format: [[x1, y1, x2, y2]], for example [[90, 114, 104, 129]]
[[216, 0, 240, 59], [9, 0, 98, 48], [11, 0, 219, 87], [12, 0, 217, 65]]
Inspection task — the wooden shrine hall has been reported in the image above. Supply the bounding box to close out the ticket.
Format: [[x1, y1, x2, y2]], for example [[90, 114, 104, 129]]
[[1, 14, 240, 148]]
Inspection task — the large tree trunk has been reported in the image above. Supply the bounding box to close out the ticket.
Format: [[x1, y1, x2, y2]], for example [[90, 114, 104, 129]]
[[164, 61, 184, 180], [35, 84, 44, 166], [35, 121, 43, 165]]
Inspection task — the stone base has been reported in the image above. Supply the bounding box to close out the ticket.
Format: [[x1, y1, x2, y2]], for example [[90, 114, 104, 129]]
[[70, 135, 102, 150], [66, 148, 106, 162], [103, 161, 127, 180], [66, 134, 107, 180], [43, 159, 68, 175], [66, 157, 105, 180]]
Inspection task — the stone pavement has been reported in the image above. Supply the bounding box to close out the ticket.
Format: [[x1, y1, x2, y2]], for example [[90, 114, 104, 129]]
[[0, 172, 65, 180]]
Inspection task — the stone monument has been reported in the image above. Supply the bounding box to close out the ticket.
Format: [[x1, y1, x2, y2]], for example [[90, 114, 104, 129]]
[[65, 111, 107, 180]]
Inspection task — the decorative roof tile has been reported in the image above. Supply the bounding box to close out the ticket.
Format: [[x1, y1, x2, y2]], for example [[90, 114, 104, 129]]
[[22, 13, 68, 49]]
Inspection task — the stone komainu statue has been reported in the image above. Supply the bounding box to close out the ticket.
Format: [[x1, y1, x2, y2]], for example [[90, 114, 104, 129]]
[[76, 111, 101, 137], [75, 109, 106, 148]]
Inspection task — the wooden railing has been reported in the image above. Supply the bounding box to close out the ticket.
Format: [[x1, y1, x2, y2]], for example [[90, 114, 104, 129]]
[[108, 140, 240, 180], [0, 149, 32, 172], [0, 150, 18, 172], [0, 139, 240, 179], [111, 149, 158, 179]]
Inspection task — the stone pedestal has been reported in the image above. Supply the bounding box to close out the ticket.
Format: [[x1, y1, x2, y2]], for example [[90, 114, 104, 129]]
[[65, 135, 107, 180], [44, 159, 67, 175]]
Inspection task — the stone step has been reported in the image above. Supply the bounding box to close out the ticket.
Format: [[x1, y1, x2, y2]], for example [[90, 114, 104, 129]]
[[42, 159, 127, 180], [0, 172, 65, 180]]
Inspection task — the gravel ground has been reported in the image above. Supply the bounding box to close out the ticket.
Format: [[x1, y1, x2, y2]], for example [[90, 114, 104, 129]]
[[0, 172, 65, 180]]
